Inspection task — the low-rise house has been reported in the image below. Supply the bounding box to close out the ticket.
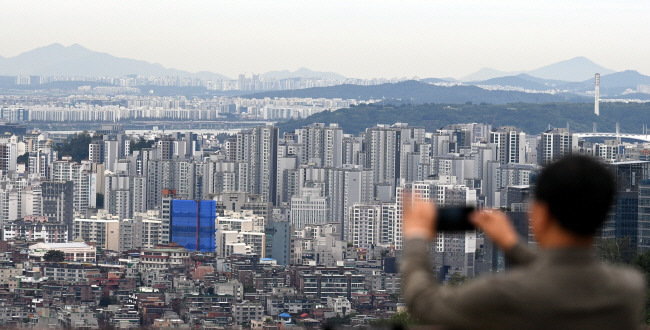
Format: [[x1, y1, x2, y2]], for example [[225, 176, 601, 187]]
[[139, 245, 191, 270], [327, 296, 353, 316]]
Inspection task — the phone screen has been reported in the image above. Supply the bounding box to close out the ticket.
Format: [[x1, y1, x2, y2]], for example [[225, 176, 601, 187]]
[[437, 207, 475, 231]]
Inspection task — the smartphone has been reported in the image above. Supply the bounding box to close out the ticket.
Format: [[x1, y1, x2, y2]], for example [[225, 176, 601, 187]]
[[436, 206, 476, 231]]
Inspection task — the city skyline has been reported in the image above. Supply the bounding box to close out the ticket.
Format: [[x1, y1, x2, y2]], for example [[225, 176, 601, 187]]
[[2, 0, 649, 79], [2, 1, 650, 327]]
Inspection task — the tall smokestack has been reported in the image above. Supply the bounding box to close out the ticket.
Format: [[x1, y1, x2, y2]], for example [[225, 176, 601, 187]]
[[595, 73, 600, 116]]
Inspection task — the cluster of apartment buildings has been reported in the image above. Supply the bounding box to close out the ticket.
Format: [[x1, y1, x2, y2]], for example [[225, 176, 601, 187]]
[[0, 120, 648, 327], [12, 73, 411, 92], [1, 95, 366, 122]]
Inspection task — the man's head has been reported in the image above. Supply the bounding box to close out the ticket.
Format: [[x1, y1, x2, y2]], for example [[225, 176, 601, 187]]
[[530, 155, 616, 245]]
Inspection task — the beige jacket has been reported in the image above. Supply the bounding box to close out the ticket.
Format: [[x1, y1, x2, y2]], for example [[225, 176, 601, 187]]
[[401, 238, 646, 329]]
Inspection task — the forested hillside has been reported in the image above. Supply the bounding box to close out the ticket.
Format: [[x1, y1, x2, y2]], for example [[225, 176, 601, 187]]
[[277, 102, 650, 135]]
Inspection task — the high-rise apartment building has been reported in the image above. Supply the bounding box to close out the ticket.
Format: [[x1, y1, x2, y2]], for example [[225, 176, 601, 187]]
[[52, 158, 96, 214], [234, 125, 279, 204], [328, 165, 374, 240], [349, 203, 381, 249], [41, 181, 74, 240], [0, 141, 17, 174], [490, 126, 526, 164], [290, 187, 329, 229], [539, 128, 577, 166], [363, 124, 402, 188], [296, 123, 343, 168]]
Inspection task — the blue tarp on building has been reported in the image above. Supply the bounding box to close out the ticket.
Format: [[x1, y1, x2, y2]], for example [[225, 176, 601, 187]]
[[170, 200, 216, 252]]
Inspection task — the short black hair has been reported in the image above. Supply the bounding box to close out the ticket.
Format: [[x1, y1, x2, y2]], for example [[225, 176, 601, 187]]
[[534, 154, 616, 236]]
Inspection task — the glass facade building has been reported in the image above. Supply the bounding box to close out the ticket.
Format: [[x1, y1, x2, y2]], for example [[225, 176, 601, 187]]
[[638, 180, 650, 252]]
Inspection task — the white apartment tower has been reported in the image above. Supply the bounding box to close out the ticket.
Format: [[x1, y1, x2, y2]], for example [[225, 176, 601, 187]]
[[52, 158, 97, 214], [296, 123, 344, 168], [290, 187, 329, 229], [540, 128, 577, 166], [349, 203, 381, 249], [490, 126, 526, 165], [235, 125, 279, 204]]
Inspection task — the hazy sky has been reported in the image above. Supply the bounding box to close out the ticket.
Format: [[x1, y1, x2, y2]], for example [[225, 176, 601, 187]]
[[1, 0, 648, 79]]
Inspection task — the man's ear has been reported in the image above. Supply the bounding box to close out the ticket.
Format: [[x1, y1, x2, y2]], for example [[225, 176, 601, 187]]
[[537, 202, 556, 234]]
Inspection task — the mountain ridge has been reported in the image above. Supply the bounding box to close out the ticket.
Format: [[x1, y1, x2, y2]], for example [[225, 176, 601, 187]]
[[0, 43, 231, 80], [276, 102, 650, 136], [0, 44, 348, 81], [559, 70, 650, 96], [244, 80, 587, 104], [461, 57, 614, 82]]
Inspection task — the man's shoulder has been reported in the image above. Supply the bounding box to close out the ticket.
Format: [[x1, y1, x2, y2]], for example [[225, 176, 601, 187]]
[[465, 260, 646, 295], [599, 262, 646, 291]]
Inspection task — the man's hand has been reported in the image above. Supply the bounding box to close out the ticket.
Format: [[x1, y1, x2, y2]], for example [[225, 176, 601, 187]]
[[403, 192, 437, 240], [471, 209, 519, 251]]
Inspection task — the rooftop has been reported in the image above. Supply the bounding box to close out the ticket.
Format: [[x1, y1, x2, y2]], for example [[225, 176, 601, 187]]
[[29, 242, 93, 249]]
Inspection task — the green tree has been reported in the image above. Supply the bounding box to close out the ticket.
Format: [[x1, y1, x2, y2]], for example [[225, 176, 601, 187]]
[[595, 238, 637, 264], [635, 250, 650, 275], [16, 152, 29, 170], [635, 251, 650, 324], [98, 296, 112, 307], [325, 315, 351, 327], [243, 284, 255, 293], [447, 272, 467, 286], [43, 250, 65, 262], [277, 101, 650, 137], [54, 132, 98, 162], [370, 311, 421, 327], [130, 137, 155, 152], [215, 133, 234, 143]]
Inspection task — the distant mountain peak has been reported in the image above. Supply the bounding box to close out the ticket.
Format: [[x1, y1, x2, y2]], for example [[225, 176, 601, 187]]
[[0, 43, 231, 80], [44, 43, 65, 48], [526, 57, 614, 82], [68, 43, 89, 50], [618, 69, 641, 75], [462, 57, 615, 83]]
